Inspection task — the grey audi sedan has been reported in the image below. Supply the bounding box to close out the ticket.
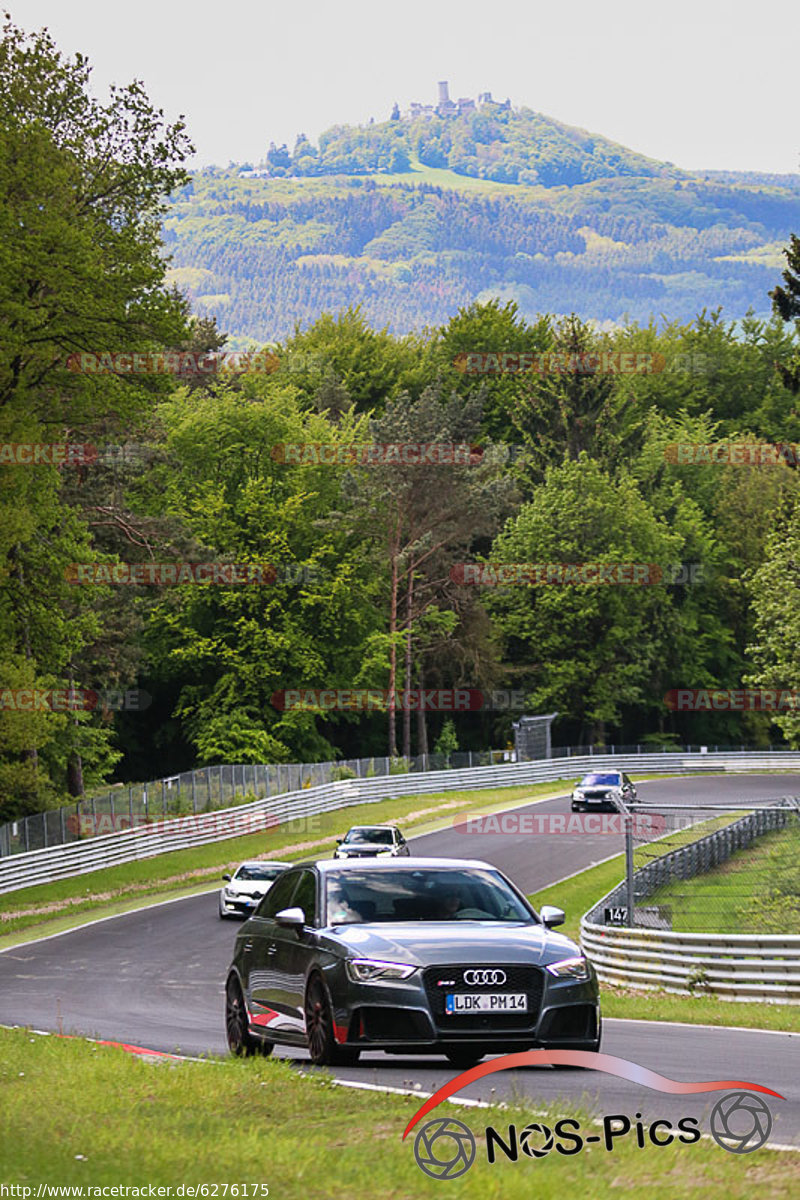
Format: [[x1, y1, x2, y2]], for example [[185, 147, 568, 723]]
[[224, 857, 600, 1068]]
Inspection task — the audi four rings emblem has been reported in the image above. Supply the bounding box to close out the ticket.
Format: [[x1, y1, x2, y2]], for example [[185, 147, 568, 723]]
[[463, 969, 507, 986]]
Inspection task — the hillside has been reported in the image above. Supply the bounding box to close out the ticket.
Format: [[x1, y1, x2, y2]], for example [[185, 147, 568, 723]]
[[163, 108, 800, 343]]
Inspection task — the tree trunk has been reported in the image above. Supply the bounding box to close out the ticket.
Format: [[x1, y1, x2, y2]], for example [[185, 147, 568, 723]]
[[416, 659, 428, 759], [402, 565, 414, 760], [67, 747, 84, 798], [386, 517, 400, 758]]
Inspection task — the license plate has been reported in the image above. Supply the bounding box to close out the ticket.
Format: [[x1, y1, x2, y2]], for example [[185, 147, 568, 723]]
[[445, 992, 527, 1013]]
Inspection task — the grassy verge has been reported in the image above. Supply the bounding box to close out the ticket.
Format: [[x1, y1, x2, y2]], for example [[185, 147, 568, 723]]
[[0, 1028, 796, 1196], [528, 842, 800, 1034], [646, 826, 800, 934], [0, 780, 578, 944]]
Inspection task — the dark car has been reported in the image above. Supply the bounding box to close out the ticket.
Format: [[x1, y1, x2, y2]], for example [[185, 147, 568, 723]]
[[224, 857, 601, 1069], [333, 824, 410, 859], [571, 772, 636, 812]]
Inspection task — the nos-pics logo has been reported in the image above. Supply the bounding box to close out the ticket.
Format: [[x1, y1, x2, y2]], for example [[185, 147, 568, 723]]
[[405, 1051, 781, 1179]]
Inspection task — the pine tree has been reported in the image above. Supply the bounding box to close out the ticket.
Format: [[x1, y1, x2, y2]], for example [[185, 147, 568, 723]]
[[770, 233, 800, 392]]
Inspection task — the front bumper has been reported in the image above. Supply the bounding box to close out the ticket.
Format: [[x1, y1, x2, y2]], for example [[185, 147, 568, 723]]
[[326, 961, 600, 1051], [220, 893, 264, 916]]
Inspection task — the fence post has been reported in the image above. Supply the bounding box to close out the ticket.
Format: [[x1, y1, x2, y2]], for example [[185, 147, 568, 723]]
[[191, 771, 197, 814], [625, 815, 635, 927], [129, 787, 134, 828]]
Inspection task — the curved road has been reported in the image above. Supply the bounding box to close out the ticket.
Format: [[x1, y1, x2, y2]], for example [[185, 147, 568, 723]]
[[1, 775, 798, 1146]]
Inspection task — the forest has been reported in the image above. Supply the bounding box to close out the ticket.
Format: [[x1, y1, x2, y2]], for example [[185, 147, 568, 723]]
[[2, 17, 800, 822]]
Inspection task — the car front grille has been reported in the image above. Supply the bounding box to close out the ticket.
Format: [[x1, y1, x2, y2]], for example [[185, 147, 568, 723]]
[[582, 790, 612, 800], [422, 963, 545, 1033]]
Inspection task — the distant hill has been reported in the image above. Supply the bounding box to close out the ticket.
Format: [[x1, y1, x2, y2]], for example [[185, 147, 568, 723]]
[[269, 105, 677, 187], [163, 108, 800, 343]]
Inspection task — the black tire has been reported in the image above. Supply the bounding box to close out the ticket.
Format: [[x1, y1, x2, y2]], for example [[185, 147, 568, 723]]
[[304, 973, 360, 1067], [444, 1048, 485, 1070], [225, 975, 273, 1057]]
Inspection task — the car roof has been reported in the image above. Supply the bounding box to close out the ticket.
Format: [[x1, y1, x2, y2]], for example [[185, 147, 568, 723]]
[[297, 856, 496, 874], [236, 860, 291, 869], [346, 824, 398, 830]]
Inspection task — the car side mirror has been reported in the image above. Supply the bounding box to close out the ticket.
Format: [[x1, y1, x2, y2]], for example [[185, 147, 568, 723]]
[[222, 874, 231, 882], [335, 837, 343, 844], [540, 905, 565, 928], [275, 906, 306, 929]]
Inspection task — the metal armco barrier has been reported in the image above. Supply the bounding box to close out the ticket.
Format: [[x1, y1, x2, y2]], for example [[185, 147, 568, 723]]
[[580, 925, 800, 1004], [2, 751, 800, 897], [581, 802, 800, 1003]]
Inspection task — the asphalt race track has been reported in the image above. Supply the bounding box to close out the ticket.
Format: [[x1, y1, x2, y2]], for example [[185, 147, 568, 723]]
[[1, 774, 798, 1147]]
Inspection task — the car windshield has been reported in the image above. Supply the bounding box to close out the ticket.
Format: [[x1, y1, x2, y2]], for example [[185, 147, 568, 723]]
[[580, 774, 621, 787], [325, 867, 534, 925], [234, 864, 285, 881], [343, 828, 393, 844]]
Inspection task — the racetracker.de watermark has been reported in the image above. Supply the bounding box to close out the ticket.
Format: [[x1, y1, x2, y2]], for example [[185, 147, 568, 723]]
[[66, 811, 321, 838], [270, 688, 528, 712], [454, 812, 667, 836], [453, 351, 666, 375], [65, 562, 321, 586], [0, 442, 98, 466], [0, 688, 150, 712], [270, 442, 483, 465], [665, 442, 800, 466], [664, 688, 800, 711], [66, 350, 281, 375], [451, 562, 669, 586]]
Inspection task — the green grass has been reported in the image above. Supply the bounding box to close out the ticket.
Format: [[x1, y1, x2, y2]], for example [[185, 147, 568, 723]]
[[0, 1028, 797, 1196], [645, 826, 800, 934], [0, 780, 578, 944]]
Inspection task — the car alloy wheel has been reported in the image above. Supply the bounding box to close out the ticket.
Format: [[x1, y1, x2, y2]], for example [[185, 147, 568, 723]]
[[304, 974, 359, 1067], [225, 976, 272, 1057]]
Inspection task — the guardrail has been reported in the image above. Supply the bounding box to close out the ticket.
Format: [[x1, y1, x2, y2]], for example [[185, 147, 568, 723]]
[[2, 750, 800, 897], [2, 741, 789, 858], [581, 803, 800, 1003]]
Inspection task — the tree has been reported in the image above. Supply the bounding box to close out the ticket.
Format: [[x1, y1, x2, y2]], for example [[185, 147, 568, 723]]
[[486, 456, 683, 745], [139, 380, 384, 765], [509, 315, 646, 490], [432, 299, 552, 444], [770, 233, 800, 392], [745, 494, 800, 747], [0, 17, 192, 814], [339, 386, 513, 755]]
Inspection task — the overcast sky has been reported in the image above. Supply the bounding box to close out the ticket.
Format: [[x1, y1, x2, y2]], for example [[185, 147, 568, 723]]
[[13, 0, 800, 174]]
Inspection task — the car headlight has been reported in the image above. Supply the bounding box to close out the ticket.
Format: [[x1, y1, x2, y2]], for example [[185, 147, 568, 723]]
[[546, 956, 591, 981], [376, 848, 394, 857], [223, 887, 236, 899], [345, 958, 418, 983], [572, 789, 584, 799]]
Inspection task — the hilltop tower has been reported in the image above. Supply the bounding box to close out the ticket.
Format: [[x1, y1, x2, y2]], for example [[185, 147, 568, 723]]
[[437, 80, 450, 106]]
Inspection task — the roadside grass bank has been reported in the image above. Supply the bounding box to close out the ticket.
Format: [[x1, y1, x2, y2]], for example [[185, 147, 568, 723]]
[[528, 839, 800, 1034], [645, 825, 800, 934], [0, 780, 578, 943], [0, 1028, 796, 1197]]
